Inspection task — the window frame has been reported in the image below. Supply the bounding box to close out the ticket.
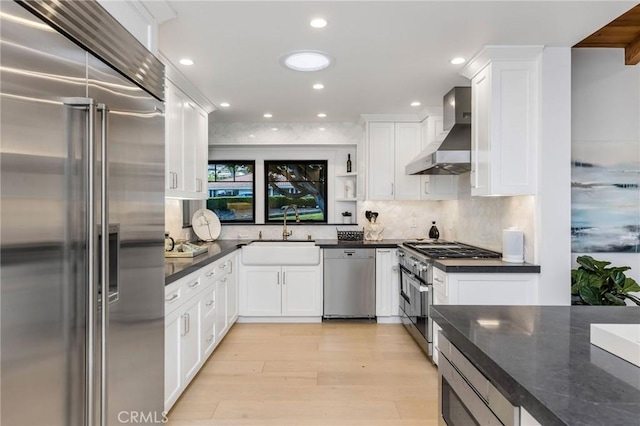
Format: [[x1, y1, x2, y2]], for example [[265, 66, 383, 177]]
[[206, 160, 256, 224], [263, 160, 328, 224]]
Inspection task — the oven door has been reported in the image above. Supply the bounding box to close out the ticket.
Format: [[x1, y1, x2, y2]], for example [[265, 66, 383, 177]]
[[407, 276, 430, 343], [399, 264, 412, 314]]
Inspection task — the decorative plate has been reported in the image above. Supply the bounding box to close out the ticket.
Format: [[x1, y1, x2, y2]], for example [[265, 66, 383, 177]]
[[191, 209, 221, 241]]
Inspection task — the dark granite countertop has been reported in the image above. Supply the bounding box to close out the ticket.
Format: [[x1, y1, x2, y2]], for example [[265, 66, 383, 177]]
[[431, 305, 640, 426], [432, 258, 541, 273], [165, 240, 246, 285], [165, 239, 540, 284]]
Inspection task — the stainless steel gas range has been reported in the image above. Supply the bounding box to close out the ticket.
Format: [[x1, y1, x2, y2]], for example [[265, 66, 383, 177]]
[[398, 240, 500, 360]]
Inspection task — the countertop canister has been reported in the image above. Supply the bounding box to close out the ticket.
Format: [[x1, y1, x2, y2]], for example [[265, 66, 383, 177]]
[[502, 227, 524, 263]]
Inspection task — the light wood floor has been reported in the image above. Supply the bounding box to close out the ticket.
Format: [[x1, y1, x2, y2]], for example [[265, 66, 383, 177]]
[[167, 322, 440, 426]]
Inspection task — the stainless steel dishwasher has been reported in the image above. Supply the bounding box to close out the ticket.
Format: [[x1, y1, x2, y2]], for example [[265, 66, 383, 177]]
[[323, 248, 376, 319]]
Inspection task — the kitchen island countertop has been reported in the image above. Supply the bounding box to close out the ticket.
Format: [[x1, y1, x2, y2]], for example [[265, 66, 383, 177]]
[[431, 305, 640, 425]]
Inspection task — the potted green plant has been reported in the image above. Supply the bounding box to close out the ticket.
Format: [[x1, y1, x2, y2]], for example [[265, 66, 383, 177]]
[[571, 255, 640, 305]]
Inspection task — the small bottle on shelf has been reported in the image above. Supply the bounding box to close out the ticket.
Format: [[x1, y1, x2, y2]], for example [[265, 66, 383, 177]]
[[346, 154, 352, 173], [429, 221, 440, 240]]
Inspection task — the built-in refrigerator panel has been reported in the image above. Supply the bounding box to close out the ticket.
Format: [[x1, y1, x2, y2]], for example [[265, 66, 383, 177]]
[[0, 2, 89, 424]]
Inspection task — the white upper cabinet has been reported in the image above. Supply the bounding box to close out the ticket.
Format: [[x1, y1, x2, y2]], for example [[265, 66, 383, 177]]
[[419, 116, 458, 200], [366, 121, 421, 200], [165, 79, 209, 199], [461, 46, 542, 196]]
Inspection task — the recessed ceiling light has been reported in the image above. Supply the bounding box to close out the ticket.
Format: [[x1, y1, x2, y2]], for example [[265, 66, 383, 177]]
[[319, 127, 326, 131], [249, 134, 255, 138], [281, 51, 333, 72], [450, 57, 466, 65], [410, 101, 421, 107], [317, 113, 327, 118], [313, 83, 325, 90], [310, 18, 327, 29], [179, 58, 194, 66], [219, 102, 230, 108], [271, 127, 279, 131], [263, 113, 273, 118]]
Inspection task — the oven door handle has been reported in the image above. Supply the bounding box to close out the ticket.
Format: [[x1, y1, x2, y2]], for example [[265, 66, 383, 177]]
[[407, 276, 428, 293]]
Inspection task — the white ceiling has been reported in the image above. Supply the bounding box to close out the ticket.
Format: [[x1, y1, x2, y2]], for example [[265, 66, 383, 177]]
[[156, 1, 637, 123]]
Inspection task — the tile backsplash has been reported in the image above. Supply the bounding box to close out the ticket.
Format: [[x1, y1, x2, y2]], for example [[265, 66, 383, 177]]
[[165, 175, 535, 262]]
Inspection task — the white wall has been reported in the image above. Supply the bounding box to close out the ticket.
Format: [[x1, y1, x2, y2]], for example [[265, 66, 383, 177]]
[[571, 48, 640, 284], [536, 47, 573, 304]]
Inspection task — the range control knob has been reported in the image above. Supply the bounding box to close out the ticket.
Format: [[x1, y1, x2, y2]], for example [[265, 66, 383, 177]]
[[419, 263, 428, 272], [398, 251, 405, 257]]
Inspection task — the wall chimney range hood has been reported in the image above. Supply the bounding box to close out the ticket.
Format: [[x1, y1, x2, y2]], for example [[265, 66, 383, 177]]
[[405, 86, 471, 175]]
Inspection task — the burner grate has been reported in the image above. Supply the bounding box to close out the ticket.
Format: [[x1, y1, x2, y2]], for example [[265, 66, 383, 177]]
[[403, 241, 501, 259]]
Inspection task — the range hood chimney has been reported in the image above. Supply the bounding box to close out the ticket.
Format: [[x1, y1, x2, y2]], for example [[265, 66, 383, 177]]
[[405, 86, 471, 175]]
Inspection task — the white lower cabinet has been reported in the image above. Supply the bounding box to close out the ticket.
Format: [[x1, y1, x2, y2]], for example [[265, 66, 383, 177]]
[[375, 248, 399, 318], [240, 265, 322, 318], [215, 276, 228, 340], [433, 266, 539, 305], [164, 250, 239, 412], [432, 266, 538, 367]]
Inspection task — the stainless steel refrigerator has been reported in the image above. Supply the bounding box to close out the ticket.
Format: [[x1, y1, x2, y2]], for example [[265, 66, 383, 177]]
[[1, 1, 166, 424]]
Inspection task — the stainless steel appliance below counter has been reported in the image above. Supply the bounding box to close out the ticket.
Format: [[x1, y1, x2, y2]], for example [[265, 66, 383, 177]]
[[398, 240, 501, 361], [438, 333, 519, 426], [323, 248, 376, 319]]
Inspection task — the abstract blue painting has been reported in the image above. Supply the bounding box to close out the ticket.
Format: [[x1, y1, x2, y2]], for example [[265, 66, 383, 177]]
[[571, 141, 640, 253]]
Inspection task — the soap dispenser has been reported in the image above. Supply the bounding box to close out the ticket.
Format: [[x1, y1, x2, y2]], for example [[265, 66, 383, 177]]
[[428, 221, 440, 240]]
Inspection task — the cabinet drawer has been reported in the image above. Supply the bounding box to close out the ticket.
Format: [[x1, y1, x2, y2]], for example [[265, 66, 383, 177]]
[[183, 275, 203, 299], [165, 283, 184, 314], [201, 318, 216, 357], [202, 286, 216, 319], [202, 264, 217, 285]]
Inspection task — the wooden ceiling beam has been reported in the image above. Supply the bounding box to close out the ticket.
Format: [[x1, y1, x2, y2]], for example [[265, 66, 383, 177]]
[[625, 33, 640, 65]]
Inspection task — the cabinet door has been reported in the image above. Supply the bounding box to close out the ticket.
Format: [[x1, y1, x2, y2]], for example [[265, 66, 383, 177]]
[[226, 264, 239, 325], [164, 310, 182, 412], [281, 267, 322, 316], [243, 267, 281, 316], [181, 298, 202, 384], [471, 65, 491, 196], [165, 81, 184, 192], [368, 122, 395, 200], [216, 277, 228, 340], [195, 107, 208, 198], [182, 100, 198, 194], [421, 175, 458, 200], [375, 249, 397, 316], [420, 115, 445, 151], [393, 122, 421, 200]]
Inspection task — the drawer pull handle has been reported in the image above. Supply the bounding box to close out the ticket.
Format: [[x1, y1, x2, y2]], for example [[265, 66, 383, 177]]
[[206, 272, 215, 278], [206, 300, 214, 307], [165, 293, 179, 303], [206, 335, 214, 343], [188, 281, 200, 289]]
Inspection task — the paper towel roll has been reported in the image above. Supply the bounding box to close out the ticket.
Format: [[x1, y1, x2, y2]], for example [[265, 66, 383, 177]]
[[502, 228, 524, 263]]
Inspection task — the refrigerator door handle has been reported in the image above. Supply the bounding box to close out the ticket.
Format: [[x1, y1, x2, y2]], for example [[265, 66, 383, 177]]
[[98, 103, 109, 426], [64, 97, 99, 426]]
